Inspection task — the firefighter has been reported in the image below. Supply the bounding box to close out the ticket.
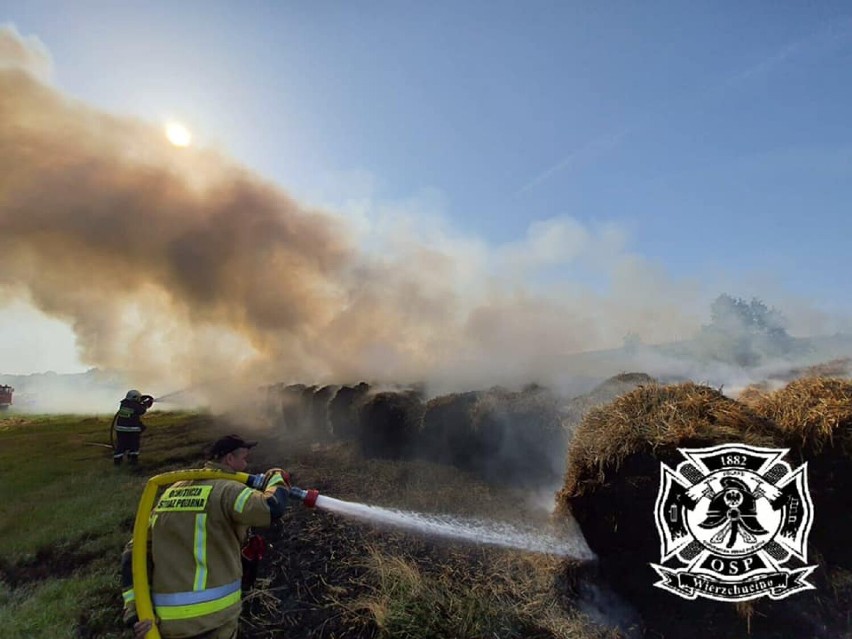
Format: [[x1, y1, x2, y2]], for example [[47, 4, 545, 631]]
[[121, 434, 292, 639], [113, 390, 155, 466]]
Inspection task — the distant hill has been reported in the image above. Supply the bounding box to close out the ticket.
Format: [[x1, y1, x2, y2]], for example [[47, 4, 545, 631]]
[[0, 368, 128, 413], [553, 332, 852, 390]]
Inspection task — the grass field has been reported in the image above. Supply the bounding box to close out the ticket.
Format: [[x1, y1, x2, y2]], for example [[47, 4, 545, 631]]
[[0, 411, 613, 639]]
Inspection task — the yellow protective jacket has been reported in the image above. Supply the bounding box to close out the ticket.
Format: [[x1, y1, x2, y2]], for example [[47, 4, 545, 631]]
[[122, 462, 288, 638]]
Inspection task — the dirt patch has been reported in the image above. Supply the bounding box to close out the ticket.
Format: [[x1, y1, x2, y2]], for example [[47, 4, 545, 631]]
[[0, 535, 117, 590]]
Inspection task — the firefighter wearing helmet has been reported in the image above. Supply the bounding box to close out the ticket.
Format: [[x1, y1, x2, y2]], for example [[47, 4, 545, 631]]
[[121, 434, 293, 639], [113, 389, 155, 466]]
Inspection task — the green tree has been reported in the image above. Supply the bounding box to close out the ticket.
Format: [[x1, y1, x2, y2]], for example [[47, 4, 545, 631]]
[[700, 294, 798, 366]]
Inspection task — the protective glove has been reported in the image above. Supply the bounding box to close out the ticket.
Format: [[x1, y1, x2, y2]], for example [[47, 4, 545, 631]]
[[141, 395, 155, 408], [263, 468, 291, 490], [133, 619, 155, 639]]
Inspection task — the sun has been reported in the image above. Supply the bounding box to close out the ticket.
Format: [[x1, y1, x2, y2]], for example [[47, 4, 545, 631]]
[[165, 121, 192, 147]]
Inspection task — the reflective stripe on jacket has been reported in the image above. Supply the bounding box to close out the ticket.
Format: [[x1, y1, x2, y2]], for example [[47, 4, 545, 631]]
[[114, 398, 148, 433], [149, 462, 276, 637]]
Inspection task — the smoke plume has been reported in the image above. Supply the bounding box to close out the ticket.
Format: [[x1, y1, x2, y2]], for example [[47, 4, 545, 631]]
[[1, 25, 842, 402]]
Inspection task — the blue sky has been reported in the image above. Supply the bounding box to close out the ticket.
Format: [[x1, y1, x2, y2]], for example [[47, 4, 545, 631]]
[[2, 2, 852, 374]]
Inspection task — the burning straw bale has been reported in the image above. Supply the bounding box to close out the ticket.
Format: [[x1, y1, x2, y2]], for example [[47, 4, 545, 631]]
[[802, 357, 851, 379], [310, 385, 339, 439], [262, 383, 285, 425], [470, 385, 566, 487], [556, 383, 782, 635], [561, 372, 657, 432], [750, 377, 852, 568], [418, 391, 482, 469], [751, 377, 852, 455], [328, 382, 371, 441], [735, 382, 771, 408], [417, 386, 566, 488], [555, 382, 852, 636], [770, 357, 852, 383], [559, 382, 778, 503], [358, 390, 425, 459], [278, 384, 313, 433]]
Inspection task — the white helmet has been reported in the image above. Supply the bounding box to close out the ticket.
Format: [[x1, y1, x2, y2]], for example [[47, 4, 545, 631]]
[[125, 389, 142, 401]]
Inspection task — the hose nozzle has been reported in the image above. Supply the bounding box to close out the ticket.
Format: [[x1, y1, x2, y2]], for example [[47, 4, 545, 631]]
[[288, 486, 319, 508]]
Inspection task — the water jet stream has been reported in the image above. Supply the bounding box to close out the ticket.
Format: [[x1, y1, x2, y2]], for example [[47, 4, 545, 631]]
[[310, 494, 596, 560]]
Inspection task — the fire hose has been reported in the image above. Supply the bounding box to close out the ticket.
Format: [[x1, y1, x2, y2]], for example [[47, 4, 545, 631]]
[[131, 469, 319, 639]]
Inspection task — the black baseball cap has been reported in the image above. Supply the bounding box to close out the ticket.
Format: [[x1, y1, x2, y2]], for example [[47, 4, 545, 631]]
[[209, 434, 258, 459]]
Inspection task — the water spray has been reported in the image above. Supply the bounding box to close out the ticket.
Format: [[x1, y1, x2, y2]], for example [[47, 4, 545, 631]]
[[151, 386, 193, 403], [310, 493, 595, 558], [132, 470, 593, 639], [284, 485, 592, 558]]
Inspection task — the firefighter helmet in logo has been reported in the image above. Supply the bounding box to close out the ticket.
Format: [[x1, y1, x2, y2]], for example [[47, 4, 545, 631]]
[[652, 444, 815, 602]]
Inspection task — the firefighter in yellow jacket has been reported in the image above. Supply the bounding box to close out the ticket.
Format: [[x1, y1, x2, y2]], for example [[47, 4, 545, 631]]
[[121, 434, 292, 638]]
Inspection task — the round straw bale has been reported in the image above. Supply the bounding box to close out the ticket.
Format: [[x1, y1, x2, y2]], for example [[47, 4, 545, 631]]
[[280, 383, 308, 432], [735, 382, 771, 409], [329, 382, 371, 441], [559, 382, 779, 503], [263, 383, 286, 425], [555, 383, 786, 635], [310, 385, 339, 439], [418, 391, 482, 468], [358, 390, 425, 459], [297, 385, 318, 432], [562, 372, 657, 432], [801, 358, 850, 379], [471, 385, 566, 487], [751, 377, 852, 567], [751, 377, 852, 455]]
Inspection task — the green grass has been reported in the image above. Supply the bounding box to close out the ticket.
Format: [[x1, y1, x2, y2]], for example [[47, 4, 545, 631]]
[[0, 412, 213, 559], [0, 412, 610, 639], [0, 411, 217, 638], [0, 558, 124, 639]]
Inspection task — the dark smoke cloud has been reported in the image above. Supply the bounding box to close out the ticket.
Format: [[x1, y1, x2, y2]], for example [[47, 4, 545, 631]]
[[0, 26, 357, 388], [3, 25, 843, 401]]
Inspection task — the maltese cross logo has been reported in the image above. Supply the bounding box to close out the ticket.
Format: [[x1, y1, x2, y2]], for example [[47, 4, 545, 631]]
[[652, 444, 816, 601]]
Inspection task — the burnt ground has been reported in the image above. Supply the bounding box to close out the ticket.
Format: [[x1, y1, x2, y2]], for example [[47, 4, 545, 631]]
[[239, 504, 590, 639], [236, 441, 600, 639], [16, 405, 849, 639], [0, 415, 607, 639]]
